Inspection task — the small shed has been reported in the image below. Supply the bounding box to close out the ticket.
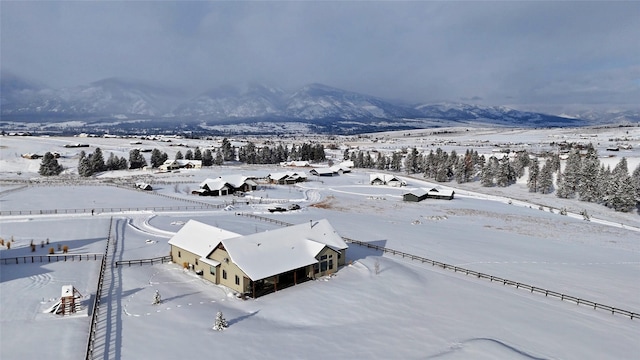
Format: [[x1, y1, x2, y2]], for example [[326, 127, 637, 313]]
[[403, 188, 429, 202]]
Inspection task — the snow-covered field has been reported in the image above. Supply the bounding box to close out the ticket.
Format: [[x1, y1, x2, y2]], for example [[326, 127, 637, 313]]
[[1, 127, 639, 359]]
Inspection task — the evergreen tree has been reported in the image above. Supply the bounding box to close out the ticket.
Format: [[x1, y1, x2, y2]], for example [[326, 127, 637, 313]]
[[184, 149, 193, 160], [405, 148, 420, 174], [480, 158, 495, 187], [214, 149, 224, 165], [578, 150, 600, 202], [221, 138, 235, 161], [213, 311, 228, 331], [78, 156, 93, 177], [561, 149, 582, 197], [193, 147, 202, 160], [607, 157, 636, 212], [150, 148, 168, 168], [39, 152, 63, 176], [376, 153, 387, 170], [91, 147, 105, 173], [538, 161, 554, 194], [105, 153, 120, 171], [527, 157, 540, 192], [202, 149, 213, 166], [632, 163, 640, 201], [175, 151, 184, 160], [390, 152, 402, 172], [129, 149, 147, 169], [343, 148, 350, 161]]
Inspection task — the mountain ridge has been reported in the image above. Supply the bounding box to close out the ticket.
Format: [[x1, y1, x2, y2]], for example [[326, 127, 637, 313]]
[[1, 74, 636, 132]]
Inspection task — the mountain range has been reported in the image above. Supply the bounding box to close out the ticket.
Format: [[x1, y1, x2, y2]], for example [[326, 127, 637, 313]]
[[2, 73, 637, 134]]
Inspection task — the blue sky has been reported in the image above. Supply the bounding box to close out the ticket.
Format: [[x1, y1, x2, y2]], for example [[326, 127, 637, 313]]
[[1, 1, 638, 112]]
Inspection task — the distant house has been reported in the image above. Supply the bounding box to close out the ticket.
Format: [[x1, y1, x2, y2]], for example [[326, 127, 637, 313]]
[[160, 159, 202, 171], [309, 168, 337, 177], [281, 160, 311, 167], [402, 188, 429, 202], [135, 182, 153, 191], [168, 219, 348, 298], [195, 175, 257, 196], [425, 188, 455, 200], [370, 173, 406, 187], [267, 171, 308, 185]]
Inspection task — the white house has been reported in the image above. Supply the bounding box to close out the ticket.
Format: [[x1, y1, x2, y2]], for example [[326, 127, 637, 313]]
[[169, 219, 348, 298], [369, 173, 406, 187]]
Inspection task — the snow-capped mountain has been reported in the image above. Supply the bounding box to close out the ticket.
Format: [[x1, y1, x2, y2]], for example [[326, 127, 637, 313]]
[[414, 103, 576, 126], [172, 83, 286, 118], [0, 73, 607, 131], [1, 76, 184, 118]]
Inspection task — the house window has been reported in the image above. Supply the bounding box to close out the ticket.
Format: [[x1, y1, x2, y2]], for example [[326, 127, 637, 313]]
[[314, 263, 319, 274], [235, 275, 240, 285], [222, 270, 227, 280], [178, 251, 181, 258], [195, 259, 198, 265], [210, 266, 216, 276]]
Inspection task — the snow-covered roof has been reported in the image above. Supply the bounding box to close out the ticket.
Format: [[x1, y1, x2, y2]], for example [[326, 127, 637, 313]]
[[310, 167, 336, 175], [428, 188, 454, 197], [168, 220, 240, 257], [338, 160, 354, 168], [268, 171, 307, 181], [222, 219, 347, 280], [404, 188, 429, 197], [370, 173, 404, 184], [223, 174, 249, 188], [199, 178, 229, 191]]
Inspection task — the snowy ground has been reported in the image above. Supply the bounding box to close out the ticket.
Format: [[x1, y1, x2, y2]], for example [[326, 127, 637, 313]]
[[1, 127, 639, 359]]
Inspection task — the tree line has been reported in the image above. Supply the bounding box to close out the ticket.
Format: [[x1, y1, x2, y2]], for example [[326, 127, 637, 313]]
[[345, 144, 639, 213]]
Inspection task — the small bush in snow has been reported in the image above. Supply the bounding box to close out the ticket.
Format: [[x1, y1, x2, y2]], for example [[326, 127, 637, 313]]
[[183, 262, 189, 269], [62, 245, 68, 253], [31, 244, 36, 252], [6, 242, 10, 250], [48, 247, 55, 255], [213, 311, 228, 331]]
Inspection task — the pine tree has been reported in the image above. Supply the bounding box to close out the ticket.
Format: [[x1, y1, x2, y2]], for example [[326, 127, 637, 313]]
[[150, 148, 168, 168], [527, 157, 540, 192], [185, 149, 193, 160], [202, 149, 213, 166], [213, 311, 228, 331], [561, 149, 582, 197], [129, 149, 147, 169], [608, 157, 636, 212], [480, 159, 494, 187], [91, 147, 105, 173], [578, 150, 600, 202], [632, 163, 640, 201], [78, 156, 93, 177], [214, 149, 224, 165], [175, 151, 184, 160], [39, 152, 64, 176], [193, 147, 202, 161], [538, 161, 554, 194]]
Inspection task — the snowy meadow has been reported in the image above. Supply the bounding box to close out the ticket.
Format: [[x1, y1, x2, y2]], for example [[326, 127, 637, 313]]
[[1, 127, 639, 359]]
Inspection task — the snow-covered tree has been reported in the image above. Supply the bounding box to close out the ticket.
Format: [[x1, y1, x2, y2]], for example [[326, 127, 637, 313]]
[[78, 156, 93, 177], [578, 150, 600, 202], [527, 157, 540, 192], [150, 148, 168, 168], [213, 311, 228, 331], [129, 149, 147, 169], [39, 152, 63, 176], [202, 149, 214, 166], [90, 147, 106, 173], [175, 150, 184, 160], [152, 290, 161, 305], [538, 161, 554, 194]]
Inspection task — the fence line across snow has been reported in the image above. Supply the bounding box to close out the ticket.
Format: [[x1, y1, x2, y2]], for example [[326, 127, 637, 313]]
[[237, 212, 638, 320]]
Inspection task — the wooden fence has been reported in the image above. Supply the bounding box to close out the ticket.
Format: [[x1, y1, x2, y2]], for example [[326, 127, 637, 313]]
[[115, 255, 172, 267], [0, 254, 102, 265], [85, 217, 113, 360], [238, 212, 638, 320]]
